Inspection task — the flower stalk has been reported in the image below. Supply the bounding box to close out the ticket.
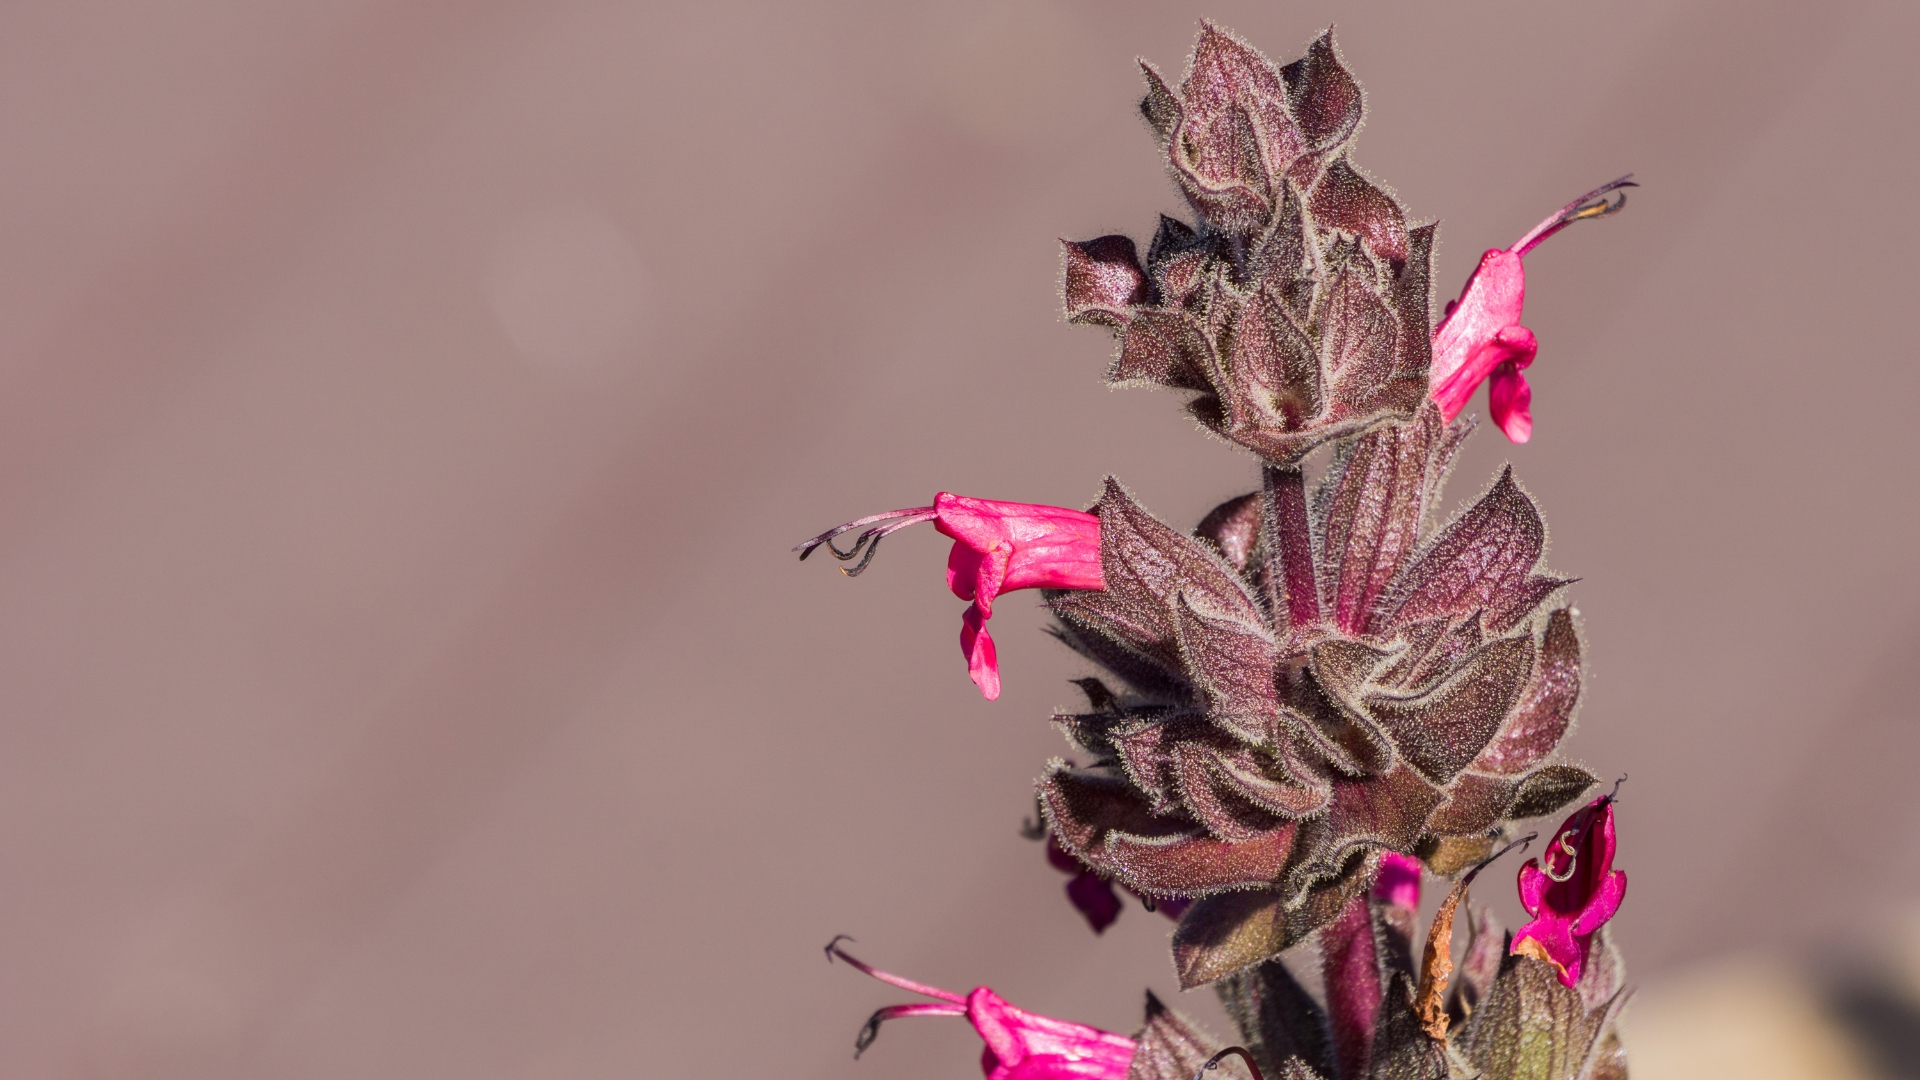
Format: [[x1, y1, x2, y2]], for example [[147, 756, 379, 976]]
[[808, 21, 1639, 1080]]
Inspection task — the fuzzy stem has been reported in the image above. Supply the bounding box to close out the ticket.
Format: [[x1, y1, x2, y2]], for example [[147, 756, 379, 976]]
[[1321, 893, 1381, 1080], [1263, 465, 1320, 632]]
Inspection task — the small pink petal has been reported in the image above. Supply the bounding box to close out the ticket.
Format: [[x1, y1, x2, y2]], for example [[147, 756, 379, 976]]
[[1373, 852, 1423, 911], [947, 541, 987, 602], [1434, 322, 1536, 424], [1516, 859, 1549, 916], [1573, 870, 1627, 935], [962, 604, 1001, 700], [1489, 358, 1534, 443]]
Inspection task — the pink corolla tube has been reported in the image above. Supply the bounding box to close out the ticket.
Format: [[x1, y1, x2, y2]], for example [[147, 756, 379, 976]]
[[1512, 792, 1628, 987], [826, 938, 1136, 1080], [1429, 176, 1635, 443], [796, 493, 1103, 700]]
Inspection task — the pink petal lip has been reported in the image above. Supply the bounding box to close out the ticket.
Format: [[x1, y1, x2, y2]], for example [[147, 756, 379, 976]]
[[799, 494, 1104, 700], [827, 939, 1135, 1080]]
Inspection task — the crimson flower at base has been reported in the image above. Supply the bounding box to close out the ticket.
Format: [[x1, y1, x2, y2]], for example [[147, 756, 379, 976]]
[[827, 939, 1135, 1080], [1373, 850, 1423, 911], [797, 493, 1103, 700], [1512, 792, 1627, 987], [1429, 176, 1635, 443]]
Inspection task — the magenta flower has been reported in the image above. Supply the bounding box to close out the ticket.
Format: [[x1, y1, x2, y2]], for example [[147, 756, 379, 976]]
[[798, 493, 1103, 700], [1512, 792, 1628, 987], [827, 939, 1136, 1080], [1374, 850, 1423, 911], [1429, 177, 1635, 443]]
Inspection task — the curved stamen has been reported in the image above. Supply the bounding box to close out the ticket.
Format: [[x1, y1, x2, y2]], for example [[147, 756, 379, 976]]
[[1196, 1046, 1267, 1080], [794, 507, 937, 558], [823, 937, 968, 1005], [1466, 831, 1537, 885], [795, 507, 938, 578], [854, 1003, 968, 1058], [1511, 174, 1638, 257], [1544, 828, 1580, 883]]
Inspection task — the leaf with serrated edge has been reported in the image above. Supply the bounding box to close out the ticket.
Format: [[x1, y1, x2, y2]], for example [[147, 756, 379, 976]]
[[1389, 225, 1436, 380], [1278, 30, 1361, 154], [1045, 618, 1188, 701], [1284, 765, 1442, 903], [1224, 288, 1319, 429], [1202, 740, 1330, 818], [1109, 712, 1212, 813], [1098, 478, 1266, 648], [1426, 771, 1521, 836], [1320, 251, 1399, 408], [1042, 768, 1301, 897], [1174, 743, 1288, 842], [1063, 235, 1150, 328], [1113, 309, 1216, 391]]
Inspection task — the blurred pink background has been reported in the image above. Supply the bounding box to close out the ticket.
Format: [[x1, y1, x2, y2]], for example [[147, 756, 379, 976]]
[[0, 1, 1915, 1077]]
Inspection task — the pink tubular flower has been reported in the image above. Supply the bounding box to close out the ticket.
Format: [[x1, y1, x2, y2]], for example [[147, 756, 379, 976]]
[[1429, 176, 1635, 443], [1374, 851, 1423, 911], [797, 493, 1104, 700], [1512, 791, 1627, 987], [826, 938, 1136, 1080]]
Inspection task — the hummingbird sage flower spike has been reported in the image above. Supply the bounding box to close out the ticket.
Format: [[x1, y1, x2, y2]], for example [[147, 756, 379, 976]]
[[815, 20, 1641, 1080], [826, 938, 1137, 1080], [1511, 789, 1628, 987], [797, 493, 1103, 700], [1428, 177, 1636, 443]]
